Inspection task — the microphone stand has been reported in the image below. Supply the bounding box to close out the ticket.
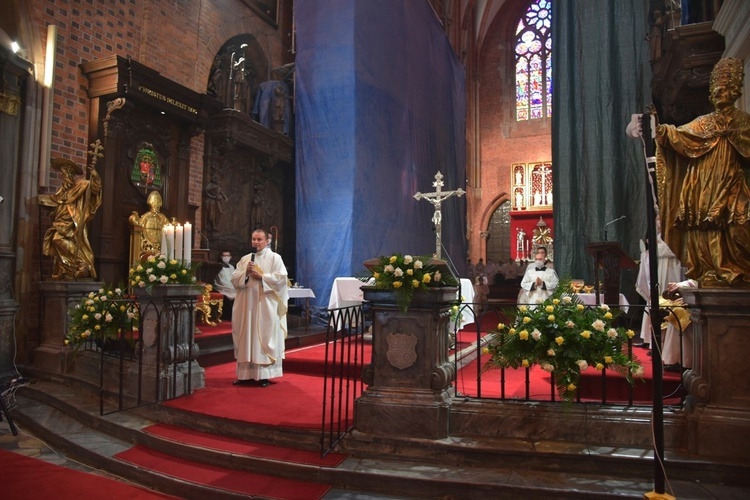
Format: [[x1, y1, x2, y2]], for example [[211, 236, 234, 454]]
[[641, 111, 667, 496], [435, 228, 463, 299]]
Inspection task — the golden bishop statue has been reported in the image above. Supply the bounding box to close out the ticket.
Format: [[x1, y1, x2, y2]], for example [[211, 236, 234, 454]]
[[656, 57, 750, 287]]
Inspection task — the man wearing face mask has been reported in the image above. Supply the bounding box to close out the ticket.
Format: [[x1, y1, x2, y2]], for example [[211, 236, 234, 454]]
[[214, 250, 236, 320], [518, 246, 559, 306]]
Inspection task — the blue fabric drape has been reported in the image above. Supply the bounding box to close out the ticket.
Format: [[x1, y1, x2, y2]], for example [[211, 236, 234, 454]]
[[295, 0, 467, 308], [552, 0, 652, 295]]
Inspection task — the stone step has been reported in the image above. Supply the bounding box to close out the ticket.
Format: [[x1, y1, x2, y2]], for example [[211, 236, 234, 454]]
[[9, 377, 750, 499]]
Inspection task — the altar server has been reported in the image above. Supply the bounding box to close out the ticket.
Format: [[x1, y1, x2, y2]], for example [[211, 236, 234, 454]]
[[518, 246, 559, 306]]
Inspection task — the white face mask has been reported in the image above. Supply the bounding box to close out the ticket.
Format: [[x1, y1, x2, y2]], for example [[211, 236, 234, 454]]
[[221, 256, 231, 264]]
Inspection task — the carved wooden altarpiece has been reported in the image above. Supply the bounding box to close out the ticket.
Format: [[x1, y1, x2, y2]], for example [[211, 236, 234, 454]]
[[202, 107, 294, 268], [80, 56, 208, 284]]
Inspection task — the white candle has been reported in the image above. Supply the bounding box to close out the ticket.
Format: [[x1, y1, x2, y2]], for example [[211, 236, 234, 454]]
[[174, 224, 183, 263], [183, 222, 192, 265], [165, 225, 175, 260], [161, 227, 168, 257]]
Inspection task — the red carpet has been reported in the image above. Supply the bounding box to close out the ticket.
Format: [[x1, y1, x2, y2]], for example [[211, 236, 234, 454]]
[[164, 342, 370, 429], [144, 422, 346, 466], [114, 445, 331, 499], [194, 321, 232, 338], [0, 448, 173, 499]]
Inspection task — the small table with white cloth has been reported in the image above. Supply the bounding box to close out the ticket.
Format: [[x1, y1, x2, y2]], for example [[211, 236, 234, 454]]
[[575, 293, 630, 312], [288, 287, 316, 330]]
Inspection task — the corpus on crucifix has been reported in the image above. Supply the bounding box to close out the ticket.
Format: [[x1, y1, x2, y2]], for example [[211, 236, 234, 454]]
[[413, 171, 465, 258]]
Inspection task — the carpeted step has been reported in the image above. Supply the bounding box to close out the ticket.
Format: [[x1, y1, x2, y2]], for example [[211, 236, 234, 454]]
[[114, 445, 332, 499], [0, 449, 173, 499], [143, 422, 346, 467]]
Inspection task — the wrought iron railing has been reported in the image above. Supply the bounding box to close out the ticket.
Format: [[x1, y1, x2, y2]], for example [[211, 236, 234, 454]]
[[451, 301, 689, 408], [78, 294, 199, 415], [320, 304, 366, 456]]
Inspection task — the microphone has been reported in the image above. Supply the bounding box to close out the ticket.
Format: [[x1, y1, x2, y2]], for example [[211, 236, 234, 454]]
[[604, 215, 626, 241], [246, 248, 257, 282]]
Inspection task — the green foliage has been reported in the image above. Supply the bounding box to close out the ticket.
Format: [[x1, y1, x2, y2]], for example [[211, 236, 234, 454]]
[[366, 253, 459, 312], [483, 279, 644, 402]]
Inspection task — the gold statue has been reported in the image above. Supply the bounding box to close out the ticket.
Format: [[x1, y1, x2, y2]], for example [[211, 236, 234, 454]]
[[129, 190, 170, 264], [42, 156, 102, 280], [656, 57, 750, 287]]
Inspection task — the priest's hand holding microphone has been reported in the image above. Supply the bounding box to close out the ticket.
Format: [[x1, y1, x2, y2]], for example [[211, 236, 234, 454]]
[[245, 249, 262, 282]]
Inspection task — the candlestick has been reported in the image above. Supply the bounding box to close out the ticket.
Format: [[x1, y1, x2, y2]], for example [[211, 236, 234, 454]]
[[183, 222, 192, 265], [174, 224, 183, 263]]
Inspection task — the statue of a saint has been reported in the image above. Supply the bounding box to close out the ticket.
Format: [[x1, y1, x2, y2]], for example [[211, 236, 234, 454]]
[[129, 190, 170, 262], [231, 44, 249, 112], [272, 86, 287, 133], [657, 57, 750, 286], [204, 173, 229, 232], [534, 191, 541, 206], [43, 158, 102, 280], [515, 190, 523, 209]]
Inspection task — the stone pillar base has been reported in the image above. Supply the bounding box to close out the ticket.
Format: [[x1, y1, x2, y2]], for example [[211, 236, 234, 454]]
[[34, 281, 101, 374], [73, 351, 204, 403], [355, 387, 452, 439], [681, 287, 750, 462]]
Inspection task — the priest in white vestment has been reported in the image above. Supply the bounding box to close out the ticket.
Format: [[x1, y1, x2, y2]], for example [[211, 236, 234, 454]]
[[662, 279, 696, 371], [231, 229, 289, 386], [635, 237, 682, 348], [518, 246, 559, 306]]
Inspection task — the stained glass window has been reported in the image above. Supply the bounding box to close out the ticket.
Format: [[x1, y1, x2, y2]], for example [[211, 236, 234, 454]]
[[515, 0, 552, 121]]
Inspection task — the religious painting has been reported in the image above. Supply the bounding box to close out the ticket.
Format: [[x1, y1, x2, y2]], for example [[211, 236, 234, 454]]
[[529, 162, 552, 208], [512, 163, 525, 186], [130, 143, 162, 191]]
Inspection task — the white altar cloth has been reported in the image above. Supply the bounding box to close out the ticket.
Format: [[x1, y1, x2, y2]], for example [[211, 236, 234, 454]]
[[327, 278, 373, 309], [575, 293, 630, 312]]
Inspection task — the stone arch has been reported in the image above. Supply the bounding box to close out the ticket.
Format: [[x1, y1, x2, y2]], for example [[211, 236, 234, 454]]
[[206, 34, 269, 116], [478, 194, 511, 261]]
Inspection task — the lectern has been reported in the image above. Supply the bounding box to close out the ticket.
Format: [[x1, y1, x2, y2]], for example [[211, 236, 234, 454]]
[[585, 242, 636, 306]]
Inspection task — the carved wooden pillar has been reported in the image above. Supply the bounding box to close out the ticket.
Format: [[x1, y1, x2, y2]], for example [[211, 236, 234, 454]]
[[0, 47, 32, 382]]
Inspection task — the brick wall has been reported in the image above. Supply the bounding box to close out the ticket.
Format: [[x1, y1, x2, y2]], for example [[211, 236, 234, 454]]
[[27, 0, 289, 239], [468, 0, 551, 262]]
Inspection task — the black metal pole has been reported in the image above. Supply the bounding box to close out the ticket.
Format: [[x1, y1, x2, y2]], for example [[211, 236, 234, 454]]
[[642, 112, 666, 494]]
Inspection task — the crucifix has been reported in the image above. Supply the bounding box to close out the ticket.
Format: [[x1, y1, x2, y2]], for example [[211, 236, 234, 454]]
[[536, 163, 552, 205], [413, 171, 465, 258]]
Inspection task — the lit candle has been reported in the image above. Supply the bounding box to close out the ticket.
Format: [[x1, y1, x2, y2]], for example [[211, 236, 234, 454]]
[[174, 224, 183, 263], [183, 222, 192, 265], [161, 227, 168, 257], [165, 225, 175, 260]]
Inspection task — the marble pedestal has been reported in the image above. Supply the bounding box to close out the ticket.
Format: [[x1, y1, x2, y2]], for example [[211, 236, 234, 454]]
[[355, 286, 457, 440], [34, 281, 102, 373], [134, 284, 205, 399], [680, 287, 750, 462]]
